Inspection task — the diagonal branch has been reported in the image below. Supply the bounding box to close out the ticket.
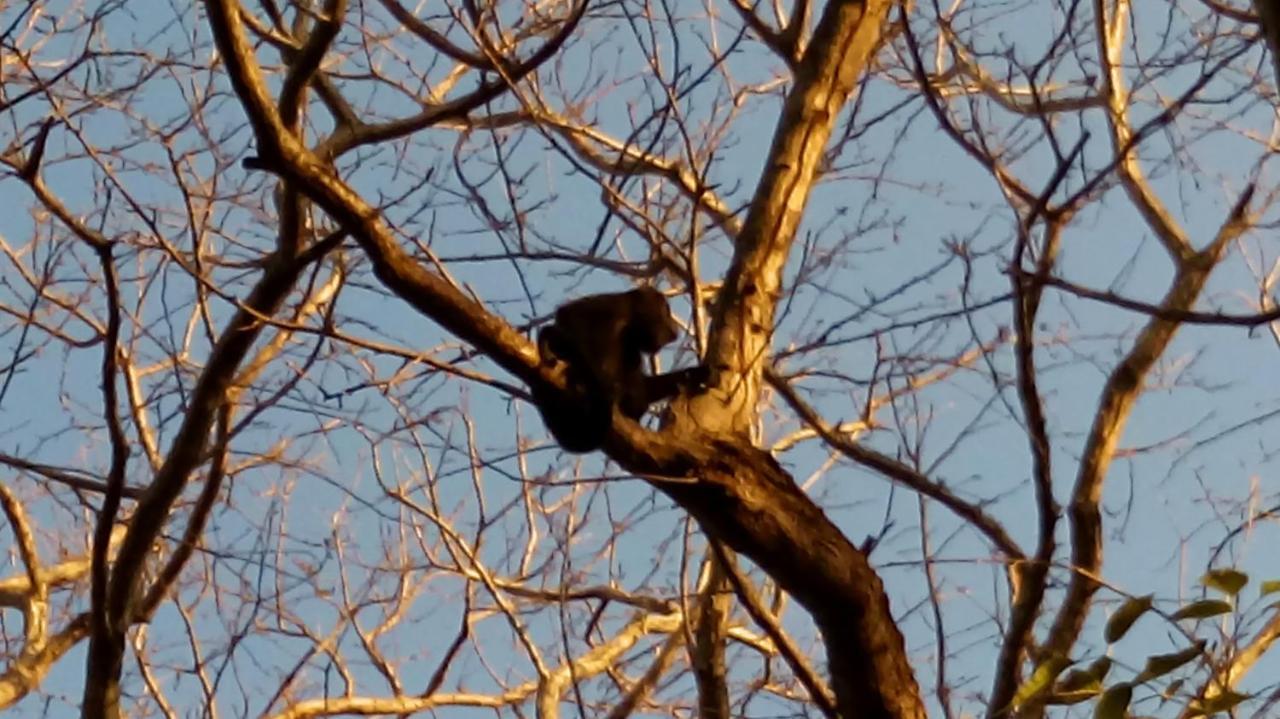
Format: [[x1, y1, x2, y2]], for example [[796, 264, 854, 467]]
[[769, 370, 1025, 561], [1041, 185, 1256, 661], [1094, 0, 1190, 260], [710, 541, 838, 718], [1036, 273, 1280, 326], [203, 1, 925, 715], [318, 0, 589, 156], [376, 0, 492, 69], [0, 615, 91, 709], [683, 0, 897, 436]]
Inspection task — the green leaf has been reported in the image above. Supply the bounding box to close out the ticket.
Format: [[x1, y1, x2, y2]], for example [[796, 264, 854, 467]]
[[1094, 683, 1133, 719], [1106, 595, 1154, 642], [1172, 599, 1233, 621], [1047, 686, 1101, 705], [1201, 569, 1249, 596], [1058, 657, 1113, 691], [1013, 655, 1072, 707], [1085, 655, 1115, 682], [1260, 579, 1280, 597], [1050, 656, 1113, 705], [1133, 640, 1206, 683], [1187, 690, 1249, 716]]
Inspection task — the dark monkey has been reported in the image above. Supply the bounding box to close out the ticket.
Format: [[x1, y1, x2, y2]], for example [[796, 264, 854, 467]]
[[533, 288, 710, 453]]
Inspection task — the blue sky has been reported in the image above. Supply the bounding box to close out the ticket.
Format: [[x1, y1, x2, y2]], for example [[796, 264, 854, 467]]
[[2, 0, 1279, 716]]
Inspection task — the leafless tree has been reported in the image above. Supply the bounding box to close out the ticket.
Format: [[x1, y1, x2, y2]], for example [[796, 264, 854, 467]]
[[2, 0, 1280, 717]]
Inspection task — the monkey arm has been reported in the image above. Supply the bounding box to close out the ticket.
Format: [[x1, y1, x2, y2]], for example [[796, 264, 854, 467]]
[[620, 365, 711, 419]]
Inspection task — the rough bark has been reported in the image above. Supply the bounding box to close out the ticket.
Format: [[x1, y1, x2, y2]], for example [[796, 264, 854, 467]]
[[683, 0, 894, 435], [608, 436, 924, 719], [690, 561, 731, 719]]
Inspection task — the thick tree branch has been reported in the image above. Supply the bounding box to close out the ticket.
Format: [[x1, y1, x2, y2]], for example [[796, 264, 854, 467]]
[[616, 436, 924, 719], [0, 484, 46, 652], [690, 559, 731, 719], [0, 615, 91, 709], [1041, 185, 1255, 661], [203, 1, 924, 715], [683, 0, 896, 436]]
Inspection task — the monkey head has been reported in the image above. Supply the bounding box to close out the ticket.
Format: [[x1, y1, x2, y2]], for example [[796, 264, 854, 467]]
[[621, 287, 679, 353]]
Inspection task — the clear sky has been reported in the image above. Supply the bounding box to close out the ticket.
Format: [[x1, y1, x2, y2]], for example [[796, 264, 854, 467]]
[[1, 0, 1279, 716]]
